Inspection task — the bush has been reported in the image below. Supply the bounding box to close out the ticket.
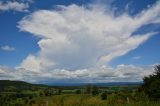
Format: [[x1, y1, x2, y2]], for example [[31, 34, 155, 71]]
[[85, 85, 99, 95], [85, 84, 92, 94], [57, 88, 62, 95], [92, 86, 99, 95], [101, 92, 107, 100], [29, 100, 36, 105], [75, 89, 81, 94]]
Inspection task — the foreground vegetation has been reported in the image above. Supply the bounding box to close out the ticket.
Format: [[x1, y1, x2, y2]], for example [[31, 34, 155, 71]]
[[1, 91, 160, 106], [27, 94, 160, 106], [0, 65, 160, 106]]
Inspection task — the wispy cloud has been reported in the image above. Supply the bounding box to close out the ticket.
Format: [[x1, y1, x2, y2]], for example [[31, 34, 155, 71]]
[[132, 56, 142, 60], [0, 45, 15, 51]]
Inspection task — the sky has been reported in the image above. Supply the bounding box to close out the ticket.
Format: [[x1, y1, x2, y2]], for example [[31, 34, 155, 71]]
[[0, 0, 160, 84]]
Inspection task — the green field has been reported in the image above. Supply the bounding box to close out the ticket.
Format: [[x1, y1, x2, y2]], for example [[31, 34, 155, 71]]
[[2, 93, 159, 106], [0, 79, 160, 106], [31, 94, 160, 106]]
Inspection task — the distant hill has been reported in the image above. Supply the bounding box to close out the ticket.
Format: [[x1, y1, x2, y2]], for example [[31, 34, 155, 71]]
[[0, 80, 48, 91], [47, 82, 143, 87], [0, 80, 142, 88], [91, 82, 142, 87], [0, 80, 31, 87]]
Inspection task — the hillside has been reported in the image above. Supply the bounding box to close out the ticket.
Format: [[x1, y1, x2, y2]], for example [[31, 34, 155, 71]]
[[0, 80, 47, 91]]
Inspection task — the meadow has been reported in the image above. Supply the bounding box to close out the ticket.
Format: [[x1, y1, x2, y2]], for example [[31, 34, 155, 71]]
[[0, 82, 159, 106], [32, 94, 160, 106]]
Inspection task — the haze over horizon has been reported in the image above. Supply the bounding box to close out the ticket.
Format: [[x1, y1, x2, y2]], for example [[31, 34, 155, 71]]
[[0, 0, 160, 84]]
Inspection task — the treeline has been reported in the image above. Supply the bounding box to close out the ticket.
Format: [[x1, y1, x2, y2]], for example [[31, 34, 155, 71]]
[[139, 65, 160, 100]]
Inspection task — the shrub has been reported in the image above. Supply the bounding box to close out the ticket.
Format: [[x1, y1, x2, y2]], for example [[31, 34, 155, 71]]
[[75, 89, 81, 94], [101, 92, 107, 100], [85, 84, 92, 94], [85, 85, 99, 95], [91, 86, 99, 95]]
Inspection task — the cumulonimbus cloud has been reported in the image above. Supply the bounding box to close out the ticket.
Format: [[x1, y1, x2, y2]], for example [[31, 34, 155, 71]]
[[17, 1, 160, 72], [1, 1, 159, 83]]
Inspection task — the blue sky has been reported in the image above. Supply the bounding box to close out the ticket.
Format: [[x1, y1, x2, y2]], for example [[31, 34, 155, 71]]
[[0, 0, 160, 83]]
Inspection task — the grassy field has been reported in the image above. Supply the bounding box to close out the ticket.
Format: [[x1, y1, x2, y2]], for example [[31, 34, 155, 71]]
[[31, 94, 160, 106], [0, 80, 160, 106]]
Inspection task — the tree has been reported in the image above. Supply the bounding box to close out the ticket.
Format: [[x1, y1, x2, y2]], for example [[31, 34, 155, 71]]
[[140, 65, 160, 99], [44, 88, 56, 96], [91, 86, 99, 95], [85, 85, 99, 95], [57, 88, 62, 95], [85, 84, 92, 94]]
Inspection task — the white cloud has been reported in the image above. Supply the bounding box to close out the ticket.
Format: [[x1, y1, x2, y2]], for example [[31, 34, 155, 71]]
[[0, 66, 19, 80], [0, 64, 155, 83], [0, 1, 158, 83], [0, 45, 15, 51], [17, 1, 160, 72], [132, 56, 141, 60], [0, 1, 29, 12], [26, 0, 34, 4], [19, 0, 34, 4]]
